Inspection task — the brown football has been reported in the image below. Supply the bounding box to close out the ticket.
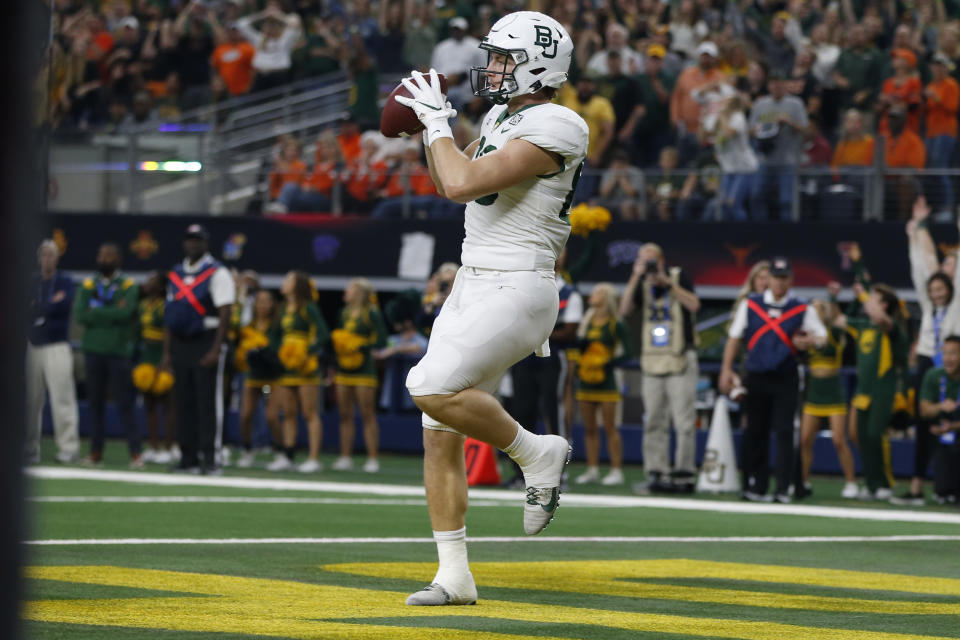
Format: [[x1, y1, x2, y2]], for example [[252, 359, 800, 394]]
[[380, 73, 448, 138]]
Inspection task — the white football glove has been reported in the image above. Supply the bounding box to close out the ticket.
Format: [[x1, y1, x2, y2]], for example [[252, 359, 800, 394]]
[[395, 69, 457, 147]]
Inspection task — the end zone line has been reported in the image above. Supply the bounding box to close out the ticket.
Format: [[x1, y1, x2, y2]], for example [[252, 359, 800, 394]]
[[27, 467, 960, 525], [25, 535, 960, 546]]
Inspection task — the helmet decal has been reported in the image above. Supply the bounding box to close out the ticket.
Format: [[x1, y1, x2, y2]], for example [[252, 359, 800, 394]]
[[533, 25, 557, 58]]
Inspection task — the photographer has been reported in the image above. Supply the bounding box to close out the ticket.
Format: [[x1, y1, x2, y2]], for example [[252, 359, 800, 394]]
[[621, 243, 700, 494], [417, 262, 458, 338]]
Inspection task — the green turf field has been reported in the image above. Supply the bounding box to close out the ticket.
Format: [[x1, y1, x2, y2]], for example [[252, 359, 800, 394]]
[[22, 438, 960, 640]]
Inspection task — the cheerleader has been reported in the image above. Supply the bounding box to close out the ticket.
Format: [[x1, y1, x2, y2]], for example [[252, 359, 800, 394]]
[[133, 272, 177, 464], [331, 277, 387, 472], [272, 271, 330, 473], [574, 283, 635, 486], [235, 289, 282, 469]]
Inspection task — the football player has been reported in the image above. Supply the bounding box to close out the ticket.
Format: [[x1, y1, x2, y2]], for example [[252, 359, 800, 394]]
[[395, 11, 589, 606]]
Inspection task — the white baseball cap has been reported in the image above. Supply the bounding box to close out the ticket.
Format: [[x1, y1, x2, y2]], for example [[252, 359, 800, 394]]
[[449, 16, 469, 31], [118, 15, 139, 31], [696, 41, 719, 58]]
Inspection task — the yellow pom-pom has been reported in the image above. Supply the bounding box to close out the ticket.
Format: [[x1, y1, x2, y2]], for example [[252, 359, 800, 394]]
[[152, 370, 174, 395], [568, 204, 612, 237], [240, 326, 270, 349], [579, 353, 604, 369], [234, 346, 250, 373], [132, 363, 157, 393], [583, 341, 612, 363], [300, 355, 319, 375], [578, 366, 605, 384], [337, 351, 364, 370], [278, 336, 308, 371], [332, 329, 366, 370], [235, 327, 270, 373], [332, 329, 366, 354]]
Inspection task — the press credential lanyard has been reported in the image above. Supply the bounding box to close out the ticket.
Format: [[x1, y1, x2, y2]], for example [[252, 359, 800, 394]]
[[939, 374, 960, 445]]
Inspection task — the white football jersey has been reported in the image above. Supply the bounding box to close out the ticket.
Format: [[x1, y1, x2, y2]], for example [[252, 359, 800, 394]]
[[460, 102, 589, 272]]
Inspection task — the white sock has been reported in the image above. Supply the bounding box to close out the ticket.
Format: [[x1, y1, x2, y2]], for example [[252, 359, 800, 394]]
[[501, 423, 542, 469], [432, 527, 471, 589]]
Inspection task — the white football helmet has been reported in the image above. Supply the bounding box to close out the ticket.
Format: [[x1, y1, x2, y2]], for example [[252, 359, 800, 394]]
[[470, 11, 573, 105]]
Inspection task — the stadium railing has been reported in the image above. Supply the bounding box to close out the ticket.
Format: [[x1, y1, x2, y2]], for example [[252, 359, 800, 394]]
[[46, 161, 960, 220]]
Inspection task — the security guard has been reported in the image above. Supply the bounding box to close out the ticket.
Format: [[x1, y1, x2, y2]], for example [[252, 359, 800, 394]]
[[162, 224, 236, 475], [720, 257, 827, 503]]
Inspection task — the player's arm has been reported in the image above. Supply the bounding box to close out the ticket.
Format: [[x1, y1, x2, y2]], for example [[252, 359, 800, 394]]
[[425, 137, 480, 198], [398, 70, 561, 202], [428, 137, 561, 204]]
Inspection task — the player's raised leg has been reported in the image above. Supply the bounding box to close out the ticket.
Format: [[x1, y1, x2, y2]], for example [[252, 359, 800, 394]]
[[415, 390, 571, 534]]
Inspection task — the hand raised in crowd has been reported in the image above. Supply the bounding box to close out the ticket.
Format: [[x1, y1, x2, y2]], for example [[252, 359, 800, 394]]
[[631, 252, 647, 277], [912, 195, 931, 222], [848, 242, 862, 263]]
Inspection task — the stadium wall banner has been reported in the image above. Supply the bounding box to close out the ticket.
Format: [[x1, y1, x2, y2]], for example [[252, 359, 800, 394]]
[[43, 213, 959, 289]]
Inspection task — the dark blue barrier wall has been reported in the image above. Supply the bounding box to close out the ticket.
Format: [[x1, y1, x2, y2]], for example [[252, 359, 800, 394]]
[[44, 213, 960, 289]]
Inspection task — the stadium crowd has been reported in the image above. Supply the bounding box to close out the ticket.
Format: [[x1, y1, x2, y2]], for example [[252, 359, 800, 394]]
[[43, 0, 960, 220], [25, 199, 960, 505]]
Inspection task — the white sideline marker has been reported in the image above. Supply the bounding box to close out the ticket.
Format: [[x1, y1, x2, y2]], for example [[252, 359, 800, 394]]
[[27, 466, 960, 525], [25, 535, 960, 546]]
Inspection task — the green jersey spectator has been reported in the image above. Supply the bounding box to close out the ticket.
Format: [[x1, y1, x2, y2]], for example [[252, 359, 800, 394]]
[[920, 336, 960, 501], [833, 24, 884, 110], [73, 243, 142, 467]]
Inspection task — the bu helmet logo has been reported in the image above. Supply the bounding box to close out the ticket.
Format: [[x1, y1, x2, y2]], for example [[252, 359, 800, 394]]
[[533, 25, 557, 58]]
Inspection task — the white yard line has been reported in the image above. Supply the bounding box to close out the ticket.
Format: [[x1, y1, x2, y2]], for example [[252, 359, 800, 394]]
[[27, 466, 960, 525], [25, 535, 960, 546], [31, 496, 512, 506]]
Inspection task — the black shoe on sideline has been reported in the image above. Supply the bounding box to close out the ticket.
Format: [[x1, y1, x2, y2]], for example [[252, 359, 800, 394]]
[[171, 461, 201, 474], [889, 490, 925, 506]]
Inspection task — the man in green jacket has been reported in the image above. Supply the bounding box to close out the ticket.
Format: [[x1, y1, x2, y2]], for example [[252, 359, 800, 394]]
[[74, 243, 142, 466]]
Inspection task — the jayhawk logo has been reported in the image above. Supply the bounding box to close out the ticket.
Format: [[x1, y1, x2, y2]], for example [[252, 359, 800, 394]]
[[223, 234, 247, 261]]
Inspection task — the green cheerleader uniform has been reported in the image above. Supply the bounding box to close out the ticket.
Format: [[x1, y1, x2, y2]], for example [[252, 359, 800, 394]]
[[137, 298, 165, 366], [804, 326, 847, 417], [242, 319, 279, 389], [575, 317, 634, 403], [334, 306, 388, 387], [276, 302, 330, 387], [847, 317, 908, 492]]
